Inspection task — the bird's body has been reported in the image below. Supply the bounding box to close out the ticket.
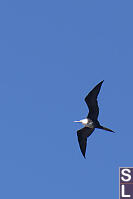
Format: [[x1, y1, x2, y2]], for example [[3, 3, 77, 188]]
[[74, 80, 114, 158]]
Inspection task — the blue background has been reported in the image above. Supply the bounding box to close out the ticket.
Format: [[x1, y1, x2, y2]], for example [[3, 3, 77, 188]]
[[0, 0, 133, 198]]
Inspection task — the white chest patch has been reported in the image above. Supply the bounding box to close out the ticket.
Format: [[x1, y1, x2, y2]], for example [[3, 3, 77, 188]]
[[81, 118, 94, 128], [81, 118, 88, 125]]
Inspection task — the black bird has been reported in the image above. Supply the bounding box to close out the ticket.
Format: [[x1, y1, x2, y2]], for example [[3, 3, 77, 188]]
[[74, 80, 114, 158]]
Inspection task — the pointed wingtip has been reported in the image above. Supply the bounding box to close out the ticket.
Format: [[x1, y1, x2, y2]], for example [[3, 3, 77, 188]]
[[98, 80, 104, 86], [111, 129, 115, 133], [83, 154, 86, 159], [110, 130, 115, 133]]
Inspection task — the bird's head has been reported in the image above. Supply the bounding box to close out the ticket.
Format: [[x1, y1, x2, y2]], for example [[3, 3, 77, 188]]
[[73, 118, 88, 125]]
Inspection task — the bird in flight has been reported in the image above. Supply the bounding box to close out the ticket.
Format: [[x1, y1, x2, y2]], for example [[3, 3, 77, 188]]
[[74, 80, 114, 158]]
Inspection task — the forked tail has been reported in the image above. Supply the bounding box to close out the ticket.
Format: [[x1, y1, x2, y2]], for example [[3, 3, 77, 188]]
[[99, 125, 114, 133]]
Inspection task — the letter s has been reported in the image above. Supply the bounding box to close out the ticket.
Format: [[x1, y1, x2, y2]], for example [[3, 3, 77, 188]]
[[121, 169, 131, 182]]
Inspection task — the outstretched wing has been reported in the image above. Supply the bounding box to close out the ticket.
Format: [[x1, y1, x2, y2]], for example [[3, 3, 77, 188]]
[[77, 127, 94, 158], [85, 80, 104, 120]]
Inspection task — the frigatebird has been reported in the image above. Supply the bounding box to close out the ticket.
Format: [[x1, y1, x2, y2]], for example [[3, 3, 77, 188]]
[[74, 80, 114, 158]]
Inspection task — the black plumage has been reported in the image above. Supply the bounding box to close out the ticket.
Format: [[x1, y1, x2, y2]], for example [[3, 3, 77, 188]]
[[85, 80, 103, 121], [77, 127, 94, 158], [76, 80, 114, 158]]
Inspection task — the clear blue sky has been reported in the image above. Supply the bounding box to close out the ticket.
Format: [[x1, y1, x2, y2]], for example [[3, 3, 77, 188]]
[[0, 0, 133, 198]]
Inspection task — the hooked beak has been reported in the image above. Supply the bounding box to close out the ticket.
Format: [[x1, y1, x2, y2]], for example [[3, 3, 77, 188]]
[[73, 120, 81, 123]]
